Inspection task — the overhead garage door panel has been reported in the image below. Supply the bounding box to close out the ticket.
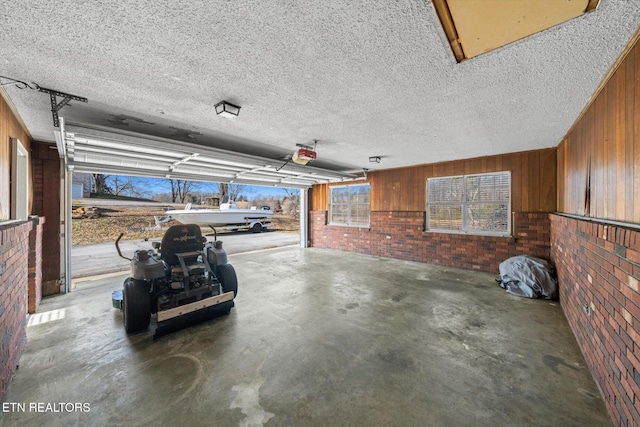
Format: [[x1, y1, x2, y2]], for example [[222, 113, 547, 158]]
[[57, 122, 355, 188]]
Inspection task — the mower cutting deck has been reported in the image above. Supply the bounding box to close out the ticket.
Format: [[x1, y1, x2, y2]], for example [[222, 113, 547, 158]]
[[113, 224, 237, 338]]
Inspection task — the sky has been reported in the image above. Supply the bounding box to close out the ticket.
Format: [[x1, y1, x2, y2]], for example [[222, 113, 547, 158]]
[[80, 173, 298, 201]]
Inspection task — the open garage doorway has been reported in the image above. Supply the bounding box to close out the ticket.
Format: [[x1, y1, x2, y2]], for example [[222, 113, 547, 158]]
[[70, 172, 301, 282], [55, 123, 353, 291]]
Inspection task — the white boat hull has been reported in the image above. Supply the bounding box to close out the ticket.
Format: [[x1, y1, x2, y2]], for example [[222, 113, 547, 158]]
[[166, 208, 273, 227]]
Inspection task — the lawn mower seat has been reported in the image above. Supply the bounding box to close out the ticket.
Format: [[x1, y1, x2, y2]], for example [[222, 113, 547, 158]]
[[160, 224, 204, 266]]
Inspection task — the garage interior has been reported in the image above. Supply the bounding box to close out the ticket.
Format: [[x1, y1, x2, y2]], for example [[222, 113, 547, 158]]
[[0, 249, 611, 426], [1, 1, 640, 425]]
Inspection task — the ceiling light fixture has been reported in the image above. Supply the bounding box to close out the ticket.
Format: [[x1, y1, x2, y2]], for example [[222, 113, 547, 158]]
[[214, 100, 241, 118], [369, 156, 381, 163]]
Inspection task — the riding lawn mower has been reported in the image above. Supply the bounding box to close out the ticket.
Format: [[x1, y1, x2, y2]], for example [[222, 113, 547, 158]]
[[112, 223, 237, 338]]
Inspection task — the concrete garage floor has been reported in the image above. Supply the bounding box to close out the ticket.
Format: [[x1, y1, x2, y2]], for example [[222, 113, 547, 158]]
[[71, 231, 299, 278], [1, 247, 610, 426]]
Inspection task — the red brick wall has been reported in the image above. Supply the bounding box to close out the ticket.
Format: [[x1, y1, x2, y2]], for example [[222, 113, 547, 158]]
[[310, 211, 550, 273], [0, 220, 32, 401], [27, 217, 44, 314], [550, 214, 640, 426]]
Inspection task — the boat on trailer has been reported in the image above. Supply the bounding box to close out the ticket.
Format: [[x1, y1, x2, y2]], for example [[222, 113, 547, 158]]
[[166, 200, 273, 232]]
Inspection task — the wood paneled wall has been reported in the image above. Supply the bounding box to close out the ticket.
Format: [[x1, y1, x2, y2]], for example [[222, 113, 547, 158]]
[[0, 90, 32, 221], [311, 148, 557, 213], [557, 32, 640, 223]]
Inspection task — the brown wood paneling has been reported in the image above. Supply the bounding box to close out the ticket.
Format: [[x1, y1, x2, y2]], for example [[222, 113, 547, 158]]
[[526, 150, 539, 211], [556, 140, 565, 211], [625, 45, 635, 221], [310, 184, 329, 211], [592, 98, 603, 217], [0, 90, 32, 221], [313, 148, 557, 214], [40, 157, 61, 289], [558, 33, 640, 224], [613, 67, 626, 220], [634, 43, 640, 224], [605, 83, 616, 218], [503, 152, 522, 212], [540, 148, 557, 211]]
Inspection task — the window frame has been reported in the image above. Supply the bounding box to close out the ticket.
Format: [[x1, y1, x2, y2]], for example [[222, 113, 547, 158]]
[[329, 183, 371, 227], [426, 171, 511, 236], [10, 138, 29, 222]]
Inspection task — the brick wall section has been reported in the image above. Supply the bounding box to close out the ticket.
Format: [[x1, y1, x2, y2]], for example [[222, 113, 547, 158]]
[[0, 221, 32, 401], [310, 211, 550, 273], [27, 217, 44, 314], [550, 214, 640, 426]]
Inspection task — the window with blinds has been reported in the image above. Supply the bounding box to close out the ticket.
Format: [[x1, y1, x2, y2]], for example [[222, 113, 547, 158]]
[[330, 184, 370, 227], [427, 171, 510, 235]]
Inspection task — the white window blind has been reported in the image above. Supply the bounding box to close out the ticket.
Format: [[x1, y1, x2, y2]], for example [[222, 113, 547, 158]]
[[427, 172, 510, 235]]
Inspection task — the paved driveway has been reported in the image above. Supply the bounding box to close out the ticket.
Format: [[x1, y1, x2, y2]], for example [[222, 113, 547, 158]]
[[71, 230, 299, 278]]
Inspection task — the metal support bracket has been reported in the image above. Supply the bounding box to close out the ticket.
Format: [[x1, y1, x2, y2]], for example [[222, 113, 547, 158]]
[[38, 87, 88, 127], [0, 76, 88, 127]]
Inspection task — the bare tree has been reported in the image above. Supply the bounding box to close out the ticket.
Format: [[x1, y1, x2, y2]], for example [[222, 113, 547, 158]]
[[92, 173, 112, 195], [110, 176, 139, 197], [218, 183, 251, 202], [232, 184, 251, 201], [281, 188, 300, 218], [218, 182, 228, 200], [168, 179, 199, 203], [126, 177, 153, 199]]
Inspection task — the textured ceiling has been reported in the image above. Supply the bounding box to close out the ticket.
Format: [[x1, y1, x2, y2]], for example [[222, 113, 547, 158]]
[[1, 0, 639, 175]]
